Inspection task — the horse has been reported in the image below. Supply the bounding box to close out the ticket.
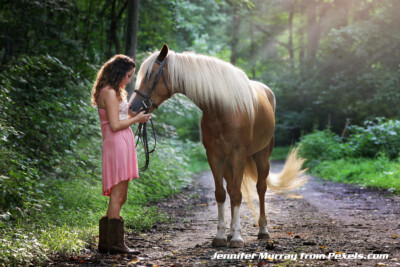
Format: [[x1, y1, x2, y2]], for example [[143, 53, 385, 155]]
[[130, 44, 307, 248]]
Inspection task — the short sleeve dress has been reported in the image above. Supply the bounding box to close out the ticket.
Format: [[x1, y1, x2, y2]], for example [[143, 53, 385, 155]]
[[98, 88, 139, 196]]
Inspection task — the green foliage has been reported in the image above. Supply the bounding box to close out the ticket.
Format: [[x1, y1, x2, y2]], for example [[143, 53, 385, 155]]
[[0, 52, 209, 265], [344, 118, 400, 159], [1, 0, 400, 264], [299, 118, 400, 167], [0, 152, 44, 217], [298, 130, 343, 168], [270, 146, 291, 161], [311, 155, 400, 194], [134, 140, 193, 203], [1, 55, 97, 169], [148, 94, 202, 142], [298, 118, 400, 193], [0, 136, 207, 265], [185, 141, 209, 173]]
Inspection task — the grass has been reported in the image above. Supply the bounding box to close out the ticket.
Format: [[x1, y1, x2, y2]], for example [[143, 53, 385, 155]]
[[311, 155, 400, 193], [297, 128, 400, 194], [0, 137, 209, 266], [270, 146, 291, 161]]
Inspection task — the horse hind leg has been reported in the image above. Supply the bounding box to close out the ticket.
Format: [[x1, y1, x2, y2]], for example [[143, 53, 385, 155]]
[[254, 138, 274, 240]]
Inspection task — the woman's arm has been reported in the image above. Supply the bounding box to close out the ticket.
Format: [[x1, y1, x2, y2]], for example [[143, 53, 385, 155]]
[[103, 89, 151, 132]]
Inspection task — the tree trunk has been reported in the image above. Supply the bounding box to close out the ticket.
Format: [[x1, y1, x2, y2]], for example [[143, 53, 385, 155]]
[[125, 0, 140, 94], [288, 5, 294, 70], [107, 0, 128, 58], [307, 0, 318, 61], [307, 0, 327, 63], [230, 4, 240, 66], [106, 0, 117, 58], [250, 12, 255, 79], [298, 4, 305, 69]]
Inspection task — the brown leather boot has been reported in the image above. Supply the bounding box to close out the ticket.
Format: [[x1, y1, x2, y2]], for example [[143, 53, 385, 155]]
[[108, 217, 140, 255], [98, 216, 109, 253]]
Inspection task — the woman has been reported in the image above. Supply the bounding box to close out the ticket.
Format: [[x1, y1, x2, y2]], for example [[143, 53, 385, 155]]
[[91, 55, 151, 254]]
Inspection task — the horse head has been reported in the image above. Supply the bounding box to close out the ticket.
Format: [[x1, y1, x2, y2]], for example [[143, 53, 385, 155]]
[[130, 44, 172, 114]]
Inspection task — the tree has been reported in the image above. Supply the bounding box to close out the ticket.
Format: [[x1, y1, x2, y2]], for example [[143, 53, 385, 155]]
[[125, 0, 140, 94]]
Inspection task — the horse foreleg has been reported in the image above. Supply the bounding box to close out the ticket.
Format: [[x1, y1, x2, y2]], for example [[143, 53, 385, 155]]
[[212, 202, 227, 247], [208, 153, 227, 247], [212, 187, 227, 247], [225, 153, 246, 248], [228, 205, 244, 247]]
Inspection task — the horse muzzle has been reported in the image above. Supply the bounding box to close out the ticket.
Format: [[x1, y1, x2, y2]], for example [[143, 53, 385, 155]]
[[130, 93, 158, 114]]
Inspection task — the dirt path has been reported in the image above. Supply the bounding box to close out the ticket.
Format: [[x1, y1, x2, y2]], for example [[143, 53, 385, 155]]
[[50, 162, 400, 266]]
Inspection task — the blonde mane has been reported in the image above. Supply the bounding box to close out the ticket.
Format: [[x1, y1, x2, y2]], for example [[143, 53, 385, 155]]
[[136, 50, 257, 118]]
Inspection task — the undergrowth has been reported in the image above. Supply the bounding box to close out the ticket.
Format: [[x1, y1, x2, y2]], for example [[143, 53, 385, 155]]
[[311, 155, 400, 193], [0, 55, 209, 265], [270, 146, 291, 161], [0, 137, 208, 265], [298, 119, 400, 193]]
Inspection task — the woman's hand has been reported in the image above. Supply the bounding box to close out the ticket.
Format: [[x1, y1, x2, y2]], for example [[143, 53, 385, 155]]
[[133, 111, 152, 123], [128, 109, 137, 118]]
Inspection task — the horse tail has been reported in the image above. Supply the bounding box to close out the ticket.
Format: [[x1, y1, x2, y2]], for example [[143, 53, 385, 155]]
[[266, 146, 308, 192], [241, 146, 308, 223], [241, 157, 259, 223]]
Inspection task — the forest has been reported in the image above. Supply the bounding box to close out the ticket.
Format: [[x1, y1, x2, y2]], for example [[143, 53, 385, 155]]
[[0, 0, 399, 265]]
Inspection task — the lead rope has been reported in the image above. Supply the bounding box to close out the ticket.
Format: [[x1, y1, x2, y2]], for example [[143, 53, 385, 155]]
[[134, 118, 157, 171]]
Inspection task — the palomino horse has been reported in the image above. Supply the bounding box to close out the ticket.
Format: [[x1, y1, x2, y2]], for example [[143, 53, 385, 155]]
[[130, 44, 307, 248]]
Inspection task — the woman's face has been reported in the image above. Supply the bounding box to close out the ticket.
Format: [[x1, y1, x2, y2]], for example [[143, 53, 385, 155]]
[[121, 68, 135, 87]]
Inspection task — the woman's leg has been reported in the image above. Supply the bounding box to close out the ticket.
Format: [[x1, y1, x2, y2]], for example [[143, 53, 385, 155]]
[[106, 180, 129, 219], [105, 180, 139, 255]]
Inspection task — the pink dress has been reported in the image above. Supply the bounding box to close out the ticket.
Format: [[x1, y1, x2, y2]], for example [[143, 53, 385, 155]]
[[98, 89, 139, 196]]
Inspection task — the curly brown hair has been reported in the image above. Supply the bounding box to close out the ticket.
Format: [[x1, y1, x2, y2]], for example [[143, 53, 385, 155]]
[[91, 55, 136, 107]]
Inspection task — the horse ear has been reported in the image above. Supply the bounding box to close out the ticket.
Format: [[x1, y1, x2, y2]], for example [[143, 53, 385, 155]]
[[157, 44, 169, 62]]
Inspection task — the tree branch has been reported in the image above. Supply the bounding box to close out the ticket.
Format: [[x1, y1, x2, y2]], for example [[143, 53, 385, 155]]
[[117, 0, 128, 19]]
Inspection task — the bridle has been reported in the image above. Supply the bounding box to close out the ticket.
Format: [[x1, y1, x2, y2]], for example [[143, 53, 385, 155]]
[[132, 58, 172, 171], [133, 58, 171, 114]]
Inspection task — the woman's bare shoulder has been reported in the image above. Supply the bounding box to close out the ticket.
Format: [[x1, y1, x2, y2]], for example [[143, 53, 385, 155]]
[[102, 87, 117, 99]]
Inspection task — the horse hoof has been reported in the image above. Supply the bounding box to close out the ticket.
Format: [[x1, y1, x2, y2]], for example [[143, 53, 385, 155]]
[[212, 238, 227, 247], [227, 234, 233, 241], [230, 240, 244, 248], [258, 232, 270, 240]]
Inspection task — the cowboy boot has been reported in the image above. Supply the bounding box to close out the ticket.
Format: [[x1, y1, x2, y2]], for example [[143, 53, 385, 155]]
[[108, 217, 140, 255], [98, 216, 109, 253]]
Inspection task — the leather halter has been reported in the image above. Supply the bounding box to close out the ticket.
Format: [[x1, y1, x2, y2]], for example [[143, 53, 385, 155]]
[[132, 58, 171, 172], [133, 58, 171, 113]]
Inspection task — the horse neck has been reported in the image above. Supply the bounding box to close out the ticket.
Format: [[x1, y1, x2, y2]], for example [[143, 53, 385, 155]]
[[178, 88, 207, 113]]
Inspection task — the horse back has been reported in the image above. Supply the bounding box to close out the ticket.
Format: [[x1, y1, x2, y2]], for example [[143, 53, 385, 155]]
[[201, 80, 275, 157], [250, 80, 276, 112]]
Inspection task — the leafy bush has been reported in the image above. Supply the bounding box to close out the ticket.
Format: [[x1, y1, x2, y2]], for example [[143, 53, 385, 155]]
[[133, 139, 205, 203], [0, 117, 45, 216], [0, 55, 97, 169], [344, 118, 400, 159], [299, 118, 400, 167], [0, 152, 45, 216], [150, 94, 202, 142], [0, 54, 210, 266], [270, 146, 291, 161], [0, 55, 99, 215], [298, 129, 343, 168], [298, 118, 400, 193], [0, 137, 206, 265]]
